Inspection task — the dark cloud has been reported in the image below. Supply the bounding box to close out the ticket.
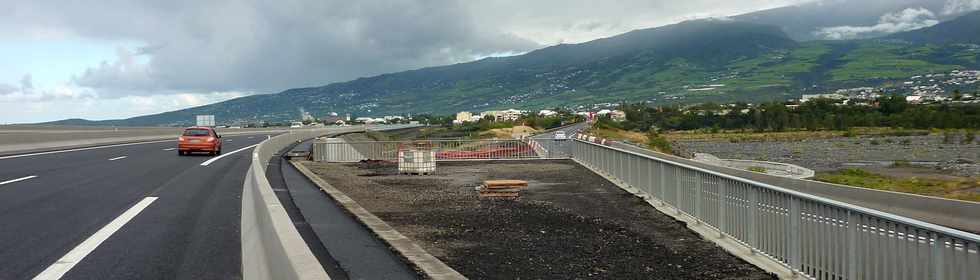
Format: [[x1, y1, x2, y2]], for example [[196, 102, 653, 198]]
[[5, 0, 818, 97], [9, 0, 542, 95]]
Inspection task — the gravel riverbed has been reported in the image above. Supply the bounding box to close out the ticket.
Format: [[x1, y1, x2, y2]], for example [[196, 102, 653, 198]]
[[675, 134, 980, 176]]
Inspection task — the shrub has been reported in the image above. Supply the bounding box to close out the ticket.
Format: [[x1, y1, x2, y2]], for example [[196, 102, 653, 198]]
[[870, 140, 881, 145], [842, 129, 857, 137], [647, 132, 673, 154], [747, 166, 767, 173], [900, 139, 912, 145], [964, 130, 976, 144], [943, 131, 955, 144]]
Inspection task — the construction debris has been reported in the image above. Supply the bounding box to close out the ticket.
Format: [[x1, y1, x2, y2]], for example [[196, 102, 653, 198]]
[[478, 180, 528, 198]]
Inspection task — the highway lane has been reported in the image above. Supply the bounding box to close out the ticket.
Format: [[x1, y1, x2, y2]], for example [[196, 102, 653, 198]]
[[0, 132, 275, 279], [529, 122, 587, 158]]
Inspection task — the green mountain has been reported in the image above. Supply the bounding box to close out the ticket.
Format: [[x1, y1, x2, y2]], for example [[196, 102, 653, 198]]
[[888, 10, 980, 45], [52, 11, 980, 126]]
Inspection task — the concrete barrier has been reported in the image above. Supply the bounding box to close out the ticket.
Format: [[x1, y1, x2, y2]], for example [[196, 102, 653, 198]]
[[241, 125, 416, 280]]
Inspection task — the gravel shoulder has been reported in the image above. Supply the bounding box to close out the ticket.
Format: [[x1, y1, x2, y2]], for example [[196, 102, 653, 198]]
[[303, 160, 774, 280]]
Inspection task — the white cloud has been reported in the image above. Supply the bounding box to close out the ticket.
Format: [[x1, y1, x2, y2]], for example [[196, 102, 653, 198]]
[[815, 7, 940, 40], [943, 0, 980, 15], [0, 88, 248, 123]]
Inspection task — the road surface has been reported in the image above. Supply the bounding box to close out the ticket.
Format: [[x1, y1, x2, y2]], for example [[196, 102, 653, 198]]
[[529, 122, 588, 158], [0, 133, 276, 279]]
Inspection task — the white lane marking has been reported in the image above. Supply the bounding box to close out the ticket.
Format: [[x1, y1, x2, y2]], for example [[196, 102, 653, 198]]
[[227, 139, 233, 142], [33, 197, 158, 280], [107, 156, 127, 161], [0, 175, 37, 185], [266, 135, 271, 140], [200, 144, 259, 166], [162, 148, 176, 151], [247, 136, 254, 139], [0, 139, 174, 160]]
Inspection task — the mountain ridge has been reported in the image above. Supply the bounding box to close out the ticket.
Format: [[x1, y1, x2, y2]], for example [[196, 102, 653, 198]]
[[45, 9, 980, 126]]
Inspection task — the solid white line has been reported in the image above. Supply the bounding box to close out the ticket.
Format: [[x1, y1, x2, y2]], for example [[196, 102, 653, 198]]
[[32, 197, 158, 280], [107, 156, 127, 161], [200, 144, 259, 166], [162, 148, 176, 151], [0, 175, 37, 185], [0, 139, 174, 160]]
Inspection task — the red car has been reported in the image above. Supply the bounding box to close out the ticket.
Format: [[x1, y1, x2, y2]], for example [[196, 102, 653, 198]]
[[177, 127, 222, 156]]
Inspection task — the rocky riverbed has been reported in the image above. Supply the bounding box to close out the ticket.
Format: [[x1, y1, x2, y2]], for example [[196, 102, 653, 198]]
[[674, 134, 980, 177]]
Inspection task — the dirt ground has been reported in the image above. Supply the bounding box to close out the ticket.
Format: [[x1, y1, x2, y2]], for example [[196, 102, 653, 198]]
[[303, 160, 774, 280]]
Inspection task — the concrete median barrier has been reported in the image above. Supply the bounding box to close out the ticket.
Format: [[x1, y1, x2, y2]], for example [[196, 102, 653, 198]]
[[241, 125, 416, 280]]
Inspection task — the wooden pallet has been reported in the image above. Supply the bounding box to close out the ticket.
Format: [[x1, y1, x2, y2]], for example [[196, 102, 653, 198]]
[[483, 180, 528, 189]]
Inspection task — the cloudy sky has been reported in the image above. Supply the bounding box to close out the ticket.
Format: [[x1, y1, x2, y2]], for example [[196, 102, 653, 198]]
[[0, 0, 858, 123]]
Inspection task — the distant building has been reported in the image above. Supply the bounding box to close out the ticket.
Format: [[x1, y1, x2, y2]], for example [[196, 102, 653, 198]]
[[609, 110, 627, 122], [801, 94, 846, 103], [455, 111, 473, 124], [538, 109, 557, 117], [481, 109, 523, 121]]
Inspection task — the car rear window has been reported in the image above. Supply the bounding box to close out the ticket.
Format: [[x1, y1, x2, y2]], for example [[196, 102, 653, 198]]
[[182, 129, 212, 136]]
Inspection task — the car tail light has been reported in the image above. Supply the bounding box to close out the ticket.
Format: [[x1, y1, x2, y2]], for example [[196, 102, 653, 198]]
[[178, 136, 186, 141], [206, 137, 216, 142]]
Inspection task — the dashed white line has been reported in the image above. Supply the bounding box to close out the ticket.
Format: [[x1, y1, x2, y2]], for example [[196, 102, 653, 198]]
[[162, 148, 176, 151], [32, 197, 158, 280], [0, 175, 37, 185], [0, 139, 175, 160], [107, 156, 127, 161], [200, 144, 260, 166]]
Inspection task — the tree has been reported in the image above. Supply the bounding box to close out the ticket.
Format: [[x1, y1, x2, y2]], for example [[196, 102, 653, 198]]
[[878, 93, 908, 115]]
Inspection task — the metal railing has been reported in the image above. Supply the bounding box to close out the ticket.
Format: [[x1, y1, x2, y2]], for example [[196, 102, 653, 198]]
[[572, 139, 979, 280], [311, 138, 574, 162]]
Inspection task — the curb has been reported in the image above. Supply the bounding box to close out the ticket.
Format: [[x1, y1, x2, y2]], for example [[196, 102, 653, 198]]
[[290, 161, 467, 280]]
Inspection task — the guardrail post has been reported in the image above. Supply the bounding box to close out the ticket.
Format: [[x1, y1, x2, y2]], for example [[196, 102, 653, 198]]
[[718, 178, 727, 238], [847, 211, 859, 280], [931, 232, 945, 280], [789, 197, 802, 274], [748, 186, 758, 252], [694, 172, 703, 223], [658, 163, 667, 206]]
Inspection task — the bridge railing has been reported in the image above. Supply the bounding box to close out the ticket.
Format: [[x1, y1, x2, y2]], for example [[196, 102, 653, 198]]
[[572, 139, 979, 280]]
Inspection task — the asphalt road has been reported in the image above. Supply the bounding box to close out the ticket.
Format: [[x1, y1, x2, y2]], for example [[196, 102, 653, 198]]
[[529, 122, 588, 158], [0, 133, 276, 280]]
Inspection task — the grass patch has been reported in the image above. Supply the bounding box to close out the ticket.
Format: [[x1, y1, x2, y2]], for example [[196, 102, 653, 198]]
[[746, 166, 767, 173], [815, 168, 980, 202]]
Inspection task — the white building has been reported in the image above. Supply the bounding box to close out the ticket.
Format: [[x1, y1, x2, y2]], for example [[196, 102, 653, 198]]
[[538, 109, 558, 117], [455, 111, 473, 124], [481, 109, 523, 121]]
